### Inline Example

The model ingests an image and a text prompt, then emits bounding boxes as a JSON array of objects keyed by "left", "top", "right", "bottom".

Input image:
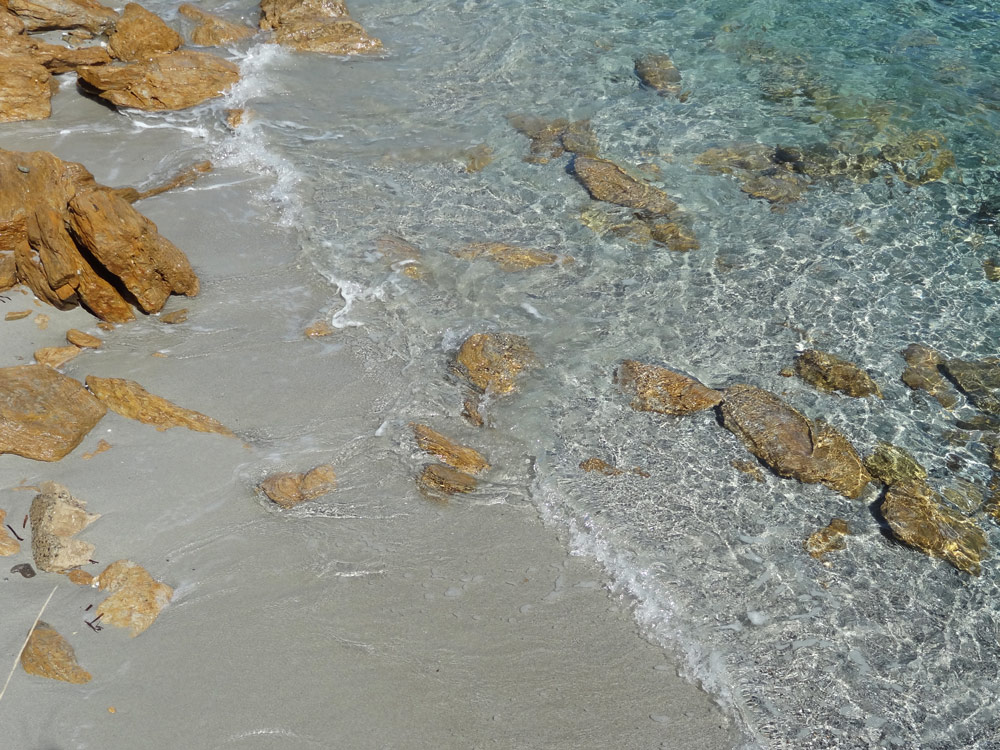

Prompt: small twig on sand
[{"left": 0, "top": 585, "right": 58, "bottom": 705}]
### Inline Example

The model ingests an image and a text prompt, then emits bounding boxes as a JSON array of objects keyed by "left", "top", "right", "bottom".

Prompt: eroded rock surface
[
  {"left": 261, "top": 0, "right": 381, "bottom": 55},
  {"left": 258, "top": 464, "right": 336, "bottom": 508},
  {"left": 21, "top": 621, "right": 91, "bottom": 683},
  {"left": 96, "top": 559, "right": 173, "bottom": 636},
  {"left": 864, "top": 441, "right": 927, "bottom": 486},
  {"left": 34, "top": 344, "right": 81, "bottom": 369},
  {"left": 804, "top": 518, "right": 850, "bottom": 559},
  {"left": 793, "top": 349, "right": 882, "bottom": 398},
  {"left": 411, "top": 424, "right": 489, "bottom": 474},
  {"left": 29, "top": 481, "right": 99, "bottom": 572},
  {"left": 616, "top": 360, "right": 722, "bottom": 416},
  {"left": 106, "top": 3, "right": 181, "bottom": 61},
  {"left": 179, "top": 3, "right": 254, "bottom": 46},
  {"left": 8, "top": 0, "right": 116, "bottom": 33},
  {"left": 0, "top": 52, "right": 54, "bottom": 122},
  {"left": 85, "top": 376, "right": 234, "bottom": 435},
  {"left": 453, "top": 333, "right": 535, "bottom": 395}
]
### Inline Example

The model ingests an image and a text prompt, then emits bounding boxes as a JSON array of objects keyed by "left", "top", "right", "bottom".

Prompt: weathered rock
[
  {"left": 615, "top": 360, "right": 722, "bottom": 416},
  {"left": 21, "top": 621, "right": 91, "bottom": 683},
  {"left": 178, "top": 3, "right": 254, "bottom": 46},
  {"left": 572, "top": 156, "right": 678, "bottom": 217},
  {"left": 84, "top": 376, "right": 234, "bottom": 436},
  {"left": 0, "top": 509, "right": 21, "bottom": 556},
  {"left": 942, "top": 358, "right": 1000, "bottom": 416},
  {"left": 694, "top": 144, "right": 776, "bottom": 176},
  {"left": 77, "top": 50, "right": 239, "bottom": 110},
  {"left": 113, "top": 160, "right": 212, "bottom": 204},
  {"left": 66, "top": 328, "right": 102, "bottom": 348},
  {"left": 462, "top": 395, "right": 484, "bottom": 427},
  {"left": 507, "top": 115, "right": 599, "bottom": 163},
  {"left": 453, "top": 242, "right": 563, "bottom": 271},
  {"left": 304, "top": 319, "right": 333, "bottom": 337},
  {"left": 106, "top": 2, "right": 180, "bottom": 61},
  {"left": 901, "top": 343, "right": 957, "bottom": 408},
  {"left": 864, "top": 441, "right": 927, "bottom": 486},
  {"left": 648, "top": 218, "right": 700, "bottom": 251},
  {"left": 11, "top": 562, "right": 35, "bottom": 577},
  {"left": 0, "top": 250, "right": 16, "bottom": 290},
  {"left": 453, "top": 333, "right": 535, "bottom": 395},
  {"left": 580, "top": 457, "right": 624, "bottom": 476},
  {"left": 34, "top": 344, "right": 81, "bottom": 369},
  {"left": 8, "top": 0, "right": 116, "bottom": 33},
  {"left": 3, "top": 35, "right": 112, "bottom": 74},
  {"left": 259, "top": 0, "right": 347, "bottom": 30},
  {"left": 941, "top": 478, "right": 985, "bottom": 513},
  {"left": 719, "top": 384, "right": 871, "bottom": 499},
  {"left": 0, "top": 52, "right": 54, "bottom": 122},
  {"left": 984, "top": 258, "right": 1000, "bottom": 282},
  {"left": 64, "top": 568, "right": 94, "bottom": 585},
  {"left": 29, "top": 481, "right": 99, "bottom": 572},
  {"left": 635, "top": 53, "right": 681, "bottom": 96},
  {"left": 411, "top": 424, "right": 489, "bottom": 474},
  {"left": 793, "top": 349, "right": 882, "bottom": 398},
  {"left": 739, "top": 170, "right": 811, "bottom": 204},
  {"left": 272, "top": 16, "right": 381, "bottom": 54},
  {"left": 416, "top": 463, "right": 476, "bottom": 500},
  {"left": 804, "top": 518, "right": 850, "bottom": 559},
  {"left": 732, "top": 459, "right": 765, "bottom": 482},
  {"left": 0, "top": 365, "right": 105, "bottom": 461},
  {"left": 880, "top": 129, "right": 955, "bottom": 186},
  {"left": 1, "top": 6, "right": 27, "bottom": 33},
  {"left": 258, "top": 464, "right": 336, "bottom": 508},
  {"left": 4, "top": 310, "right": 32, "bottom": 321},
  {"left": 96, "top": 559, "right": 173, "bottom": 636},
  {"left": 881, "top": 479, "right": 987, "bottom": 575},
  {"left": 159, "top": 308, "right": 188, "bottom": 324}
]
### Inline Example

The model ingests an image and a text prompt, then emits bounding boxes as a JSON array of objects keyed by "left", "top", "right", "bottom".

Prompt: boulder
[
  {"left": 0, "top": 509, "right": 21, "bottom": 556},
  {"left": 452, "top": 242, "right": 563, "bottom": 271},
  {"left": 615, "top": 360, "right": 722, "bottom": 416},
  {"left": 21, "top": 621, "right": 91, "bottom": 683},
  {"left": 84, "top": 376, "right": 234, "bottom": 436},
  {"left": 942, "top": 357, "right": 1000, "bottom": 416},
  {"left": 793, "top": 349, "right": 882, "bottom": 398},
  {"left": 453, "top": 332, "right": 535, "bottom": 395},
  {"left": 416, "top": 463, "right": 476, "bottom": 501},
  {"left": 881, "top": 479, "right": 987, "bottom": 575},
  {"left": 258, "top": 464, "right": 336, "bottom": 508},
  {"left": 507, "top": 115, "right": 599, "bottom": 163},
  {"left": 0, "top": 365, "right": 106, "bottom": 461},
  {"left": 7, "top": 0, "right": 116, "bottom": 33},
  {"left": 106, "top": 3, "right": 181, "bottom": 62},
  {"left": 29, "top": 481, "right": 99, "bottom": 572},
  {"left": 719, "top": 384, "right": 871, "bottom": 498},
  {"left": 901, "top": 343, "right": 957, "bottom": 408},
  {"left": 178, "top": 3, "right": 254, "bottom": 46},
  {"left": 272, "top": 16, "right": 381, "bottom": 54},
  {"left": 96, "top": 559, "right": 173, "bottom": 636},
  {"left": 571, "top": 156, "right": 677, "bottom": 216},
  {"left": 259, "top": 0, "right": 347, "bottom": 29},
  {"left": 635, "top": 53, "right": 681, "bottom": 96},
  {"left": 411, "top": 423, "right": 489, "bottom": 474},
  {"left": 804, "top": 518, "right": 850, "bottom": 559},
  {"left": 0, "top": 52, "right": 54, "bottom": 122},
  {"left": 77, "top": 50, "right": 239, "bottom": 110},
  {"left": 863, "top": 441, "right": 927, "bottom": 486}
]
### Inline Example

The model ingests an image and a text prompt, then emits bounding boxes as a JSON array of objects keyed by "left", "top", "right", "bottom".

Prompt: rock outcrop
[
  {"left": 804, "top": 518, "right": 850, "bottom": 559},
  {"left": 106, "top": 3, "right": 181, "bottom": 61},
  {"left": 258, "top": 464, "right": 337, "bottom": 508},
  {"left": 792, "top": 349, "right": 882, "bottom": 398},
  {"left": 96, "top": 559, "right": 173, "bottom": 636},
  {"left": 21, "top": 621, "right": 91, "bottom": 683},
  {"left": 261, "top": 0, "right": 381, "bottom": 55},
  {"left": 178, "top": 3, "right": 254, "bottom": 46},
  {"left": 29, "top": 482, "right": 99, "bottom": 572},
  {"left": 453, "top": 333, "right": 535, "bottom": 396},
  {"left": 0, "top": 52, "right": 55, "bottom": 122},
  {"left": 572, "top": 156, "right": 678, "bottom": 217},
  {"left": 85, "top": 376, "right": 234, "bottom": 436},
  {"left": 8, "top": 0, "right": 117, "bottom": 34},
  {"left": 635, "top": 53, "right": 681, "bottom": 96},
  {"left": 615, "top": 360, "right": 722, "bottom": 416},
  {"left": 411, "top": 424, "right": 489, "bottom": 474}
]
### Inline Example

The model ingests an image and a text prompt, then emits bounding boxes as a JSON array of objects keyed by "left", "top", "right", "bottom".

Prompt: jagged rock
[
  {"left": 34, "top": 344, "right": 81, "bottom": 369},
  {"left": 942, "top": 358, "right": 1000, "bottom": 416},
  {"left": 77, "top": 50, "right": 239, "bottom": 110},
  {"left": 259, "top": 0, "right": 347, "bottom": 30},
  {"left": 615, "top": 360, "right": 722, "bottom": 416},
  {"left": 793, "top": 349, "right": 882, "bottom": 398},
  {"left": 0, "top": 365, "right": 105, "bottom": 460},
  {"left": 258, "top": 464, "right": 336, "bottom": 508},
  {"left": 84, "top": 376, "right": 234, "bottom": 436},
  {"left": 178, "top": 3, "right": 254, "bottom": 46},
  {"left": 901, "top": 343, "right": 957, "bottom": 408},
  {"left": 416, "top": 463, "right": 476, "bottom": 500},
  {"left": 635, "top": 53, "right": 681, "bottom": 96},
  {"left": 0, "top": 52, "right": 54, "bottom": 122},
  {"left": 96, "top": 559, "right": 173, "bottom": 636},
  {"left": 864, "top": 441, "right": 927, "bottom": 486},
  {"left": 881, "top": 479, "right": 987, "bottom": 575},
  {"left": 453, "top": 333, "right": 535, "bottom": 395},
  {"left": 66, "top": 328, "right": 102, "bottom": 348},
  {"left": 411, "top": 424, "right": 489, "bottom": 474},
  {"left": 804, "top": 518, "right": 850, "bottom": 559},
  {"left": 719, "top": 384, "right": 871, "bottom": 498},
  {"left": 572, "top": 156, "right": 678, "bottom": 217},
  {"left": 106, "top": 2, "right": 180, "bottom": 61},
  {"left": 452, "top": 242, "right": 563, "bottom": 271},
  {"left": 1, "top": 5, "right": 27, "bottom": 33},
  {"left": 29, "top": 481, "right": 99, "bottom": 572},
  {"left": 507, "top": 115, "right": 599, "bottom": 163},
  {"left": 272, "top": 16, "right": 381, "bottom": 54},
  {"left": 3, "top": 35, "right": 111, "bottom": 74},
  {"left": 21, "top": 621, "right": 91, "bottom": 683},
  {"left": 732, "top": 459, "right": 764, "bottom": 482},
  {"left": 8, "top": 0, "right": 116, "bottom": 33},
  {"left": 0, "top": 509, "right": 21, "bottom": 556}
]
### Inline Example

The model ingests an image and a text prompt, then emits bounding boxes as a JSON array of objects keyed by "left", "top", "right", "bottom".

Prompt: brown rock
[
  {"left": 224, "top": 107, "right": 245, "bottom": 128},
  {"left": 863, "top": 441, "right": 927, "bottom": 486},
  {"left": 571, "top": 156, "right": 678, "bottom": 217},
  {"left": 901, "top": 343, "right": 958, "bottom": 407},
  {"left": 21, "top": 621, "right": 91, "bottom": 683},
  {"left": 66, "top": 328, "right": 102, "bottom": 348},
  {"left": 29, "top": 481, "right": 99, "bottom": 572},
  {"left": 1, "top": 6, "right": 27, "bottom": 33},
  {"left": 259, "top": 464, "right": 336, "bottom": 508},
  {"left": 77, "top": 50, "right": 239, "bottom": 110},
  {"left": 8, "top": 0, "right": 116, "bottom": 33},
  {"left": 85, "top": 375, "right": 234, "bottom": 436},
  {"left": 719, "top": 384, "right": 871, "bottom": 499},
  {"left": 417, "top": 463, "right": 476, "bottom": 500},
  {"left": 159, "top": 308, "right": 188, "bottom": 324},
  {"left": 375, "top": 234, "right": 423, "bottom": 278},
  {"left": 106, "top": 3, "right": 181, "bottom": 62},
  {"left": 3, "top": 35, "right": 111, "bottom": 74},
  {"left": 0, "top": 509, "right": 21, "bottom": 556},
  {"left": 304, "top": 319, "right": 334, "bottom": 337},
  {"left": 453, "top": 242, "right": 562, "bottom": 271},
  {"left": 732, "top": 459, "right": 764, "bottom": 482},
  {"left": 463, "top": 144, "right": 493, "bottom": 173},
  {"left": 508, "top": 115, "right": 599, "bottom": 163},
  {"left": 5, "top": 310, "right": 32, "bottom": 321},
  {"left": 793, "top": 349, "right": 882, "bottom": 398},
  {"left": 942, "top": 357, "right": 1000, "bottom": 416},
  {"left": 635, "top": 53, "right": 681, "bottom": 96},
  {"left": 178, "top": 3, "right": 254, "bottom": 46},
  {"left": 0, "top": 52, "right": 54, "bottom": 122},
  {"left": 453, "top": 332, "right": 535, "bottom": 395},
  {"left": 0, "top": 365, "right": 105, "bottom": 461},
  {"left": 0, "top": 251, "right": 16, "bottom": 290},
  {"left": 114, "top": 160, "right": 212, "bottom": 204},
  {"left": 34, "top": 344, "right": 81, "bottom": 369},
  {"left": 300, "top": 464, "right": 337, "bottom": 497},
  {"left": 64, "top": 568, "right": 94, "bottom": 585},
  {"left": 96, "top": 559, "right": 173, "bottom": 636},
  {"left": 615, "top": 360, "right": 722, "bottom": 416},
  {"left": 579, "top": 457, "right": 624, "bottom": 476},
  {"left": 804, "top": 518, "right": 850, "bottom": 559},
  {"left": 272, "top": 16, "right": 382, "bottom": 55},
  {"left": 648, "top": 218, "right": 699, "bottom": 251},
  {"left": 411, "top": 423, "right": 489, "bottom": 474},
  {"left": 881, "top": 479, "right": 987, "bottom": 575},
  {"left": 462, "top": 395, "right": 484, "bottom": 427}
]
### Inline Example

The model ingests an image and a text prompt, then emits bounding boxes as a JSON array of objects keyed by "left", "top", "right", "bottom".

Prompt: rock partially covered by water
[
  {"left": 260, "top": 0, "right": 381, "bottom": 55},
  {"left": 507, "top": 115, "right": 599, "bottom": 163},
  {"left": 615, "top": 360, "right": 722, "bottom": 416},
  {"left": 416, "top": 463, "right": 477, "bottom": 501},
  {"left": 635, "top": 53, "right": 681, "bottom": 96},
  {"left": 411, "top": 424, "right": 489, "bottom": 475},
  {"left": 452, "top": 242, "right": 563, "bottom": 271},
  {"left": 77, "top": 50, "right": 239, "bottom": 110},
  {"left": 793, "top": 349, "right": 882, "bottom": 398},
  {"left": 179, "top": 3, "right": 254, "bottom": 46},
  {"left": 21, "top": 621, "right": 91, "bottom": 684},
  {"left": 942, "top": 358, "right": 1000, "bottom": 416},
  {"left": 804, "top": 518, "right": 850, "bottom": 559},
  {"left": 881, "top": 479, "right": 987, "bottom": 575},
  {"left": 258, "top": 464, "right": 337, "bottom": 508},
  {"left": 85, "top": 376, "right": 234, "bottom": 436},
  {"left": 864, "top": 441, "right": 927, "bottom": 486},
  {"left": 96, "top": 559, "right": 173, "bottom": 636},
  {"left": 0, "top": 509, "right": 21, "bottom": 556},
  {"left": 9, "top": 36, "right": 112, "bottom": 74},
  {"left": 0, "top": 52, "right": 54, "bottom": 122},
  {"left": 572, "top": 156, "right": 678, "bottom": 217},
  {"left": 719, "top": 384, "right": 871, "bottom": 499},
  {"left": 8, "top": 0, "right": 117, "bottom": 33},
  {"left": 900, "top": 343, "right": 957, "bottom": 408},
  {"left": 0, "top": 365, "right": 106, "bottom": 461},
  {"left": 106, "top": 3, "right": 181, "bottom": 62},
  {"left": 453, "top": 333, "right": 535, "bottom": 395},
  {"left": 259, "top": 0, "right": 346, "bottom": 29},
  {"left": 695, "top": 144, "right": 811, "bottom": 205},
  {"left": 29, "top": 482, "right": 100, "bottom": 572}
]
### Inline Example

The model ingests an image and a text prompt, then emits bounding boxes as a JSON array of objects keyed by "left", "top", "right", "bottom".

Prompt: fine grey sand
[{"left": 0, "top": 98, "right": 742, "bottom": 748}]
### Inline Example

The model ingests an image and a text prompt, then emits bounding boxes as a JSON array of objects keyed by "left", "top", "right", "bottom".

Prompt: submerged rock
[
  {"left": 258, "top": 464, "right": 337, "bottom": 508},
  {"left": 375, "top": 234, "right": 424, "bottom": 279},
  {"left": 0, "top": 509, "right": 21, "bottom": 556},
  {"left": 259, "top": 0, "right": 347, "bottom": 30},
  {"left": 96, "top": 559, "right": 173, "bottom": 636},
  {"left": 572, "top": 156, "right": 678, "bottom": 217},
  {"left": 804, "top": 518, "right": 850, "bottom": 559},
  {"left": 85, "top": 376, "right": 234, "bottom": 436},
  {"left": 507, "top": 115, "right": 599, "bottom": 163},
  {"left": 106, "top": 2, "right": 181, "bottom": 62},
  {"left": 881, "top": 479, "right": 987, "bottom": 575},
  {"left": 864, "top": 441, "right": 927, "bottom": 486},
  {"left": 8, "top": 0, "right": 117, "bottom": 33},
  {"left": 648, "top": 218, "right": 700, "bottom": 252},
  {"left": 417, "top": 463, "right": 476, "bottom": 501},
  {"left": 21, "top": 621, "right": 91, "bottom": 684},
  {"left": 452, "top": 242, "right": 563, "bottom": 271},
  {"left": 793, "top": 349, "right": 882, "bottom": 398},
  {"left": 635, "top": 53, "right": 681, "bottom": 96},
  {"left": 719, "top": 384, "right": 871, "bottom": 499},
  {"left": 942, "top": 357, "right": 1000, "bottom": 416},
  {"left": 731, "top": 459, "right": 765, "bottom": 482},
  {"left": 29, "top": 481, "right": 99, "bottom": 572},
  {"left": 901, "top": 343, "right": 957, "bottom": 408},
  {"left": 112, "top": 160, "right": 213, "bottom": 204},
  {"left": 615, "top": 360, "right": 722, "bottom": 416},
  {"left": 178, "top": 3, "right": 254, "bottom": 46},
  {"left": 579, "top": 457, "right": 624, "bottom": 476},
  {"left": 411, "top": 424, "right": 489, "bottom": 475},
  {"left": 453, "top": 333, "right": 536, "bottom": 395},
  {"left": 0, "top": 365, "right": 106, "bottom": 461}
]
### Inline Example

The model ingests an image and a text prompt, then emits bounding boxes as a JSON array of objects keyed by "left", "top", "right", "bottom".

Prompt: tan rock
[
  {"left": 0, "top": 365, "right": 106, "bottom": 461},
  {"left": 114, "top": 160, "right": 212, "bottom": 204},
  {"left": 6, "top": 311, "right": 33, "bottom": 321},
  {"left": 571, "top": 156, "right": 677, "bottom": 217},
  {"left": 225, "top": 107, "right": 245, "bottom": 128},
  {"left": 635, "top": 53, "right": 681, "bottom": 96},
  {"left": 411, "top": 423, "right": 489, "bottom": 474},
  {"left": 453, "top": 332, "right": 535, "bottom": 395},
  {"left": 417, "top": 463, "right": 476, "bottom": 500},
  {"left": 615, "top": 360, "right": 722, "bottom": 415},
  {"left": 1, "top": 6, "right": 27, "bottom": 33},
  {"left": 260, "top": 0, "right": 347, "bottom": 29},
  {"left": 8, "top": 0, "right": 116, "bottom": 33},
  {"left": 300, "top": 464, "right": 337, "bottom": 497},
  {"left": 942, "top": 357, "right": 1000, "bottom": 416},
  {"left": 3, "top": 35, "right": 111, "bottom": 74},
  {"left": 463, "top": 144, "right": 493, "bottom": 173},
  {"left": 29, "top": 481, "right": 99, "bottom": 572},
  {"left": 804, "top": 518, "right": 850, "bottom": 559},
  {"left": 179, "top": 3, "right": 254, "bottom": 46},
  {"left": 0, "top": 509, "right": 21, "bottom": 556},
  {"left": 96, "top": 559, "right": 173, "bottom": 636},
  {"left": 159, "top": 308, "right": 188, "bottom": 324},
  {"left": 34, "top": 345, "right": 81, "bottom": 369},
  {"left": 0, "top": 251, "right": 16, "bottom": 290},
  {"left": 81, "top": 438, "right": 111, "bottom": 459},
  {"left": 21, "top": 621, "right": 91, "bottom": 684},
  {"left": 793, "top": 349, "right": 882, "bottom": 398},
  {"left": 901, "top": 343, "right": 956, "bottom": 407},
  {"left": 508, "top": 115, "right": 599, "bottom": 163},
  {"left": 64, "top": 568, "right": 94, "bottom": 585},
  {"left": 106, "top": 3, "right": 181, "bottom": 61},
  {"left": 648, "top": 218, "right": 699, "bottom": 251},
  {"left": 305, "top": 319, "right": 333, "bottom": 337},
  {"left": 259, "top": 464, "right": 336, "bottom": 508},
  {"left": 85, "top": 375, "right": 234, "bottom": 436},
  {"left": 863, "top": 441, "right": 927, "bottom": 486},
  {"left": 66, "top": 328, "right": 102, "bottom": 348},
  {"left": 0, "top": 52, "right": 54, "bottom": 123},
  {"left": 77, "top": 50, "right": 239, "bottom": 111},
  {"left": 579, "top": 457, "right": 624, "bottom": 476},
  {"left": 462, "top": 395, "right": 484, "bottom": 427},
  {"left": 272, "top": 16, "right": 381, "bottom": 54},
  {"left": 453, "top": 242, "right": 562, "bottom": 271},
  {"left": 376, "top": 234, "right": 423, "bottom": 278}
]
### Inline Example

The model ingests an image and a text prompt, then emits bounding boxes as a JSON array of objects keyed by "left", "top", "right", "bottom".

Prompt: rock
[
  {"left": 0, "top": 509, "right": 21, "bottom": 556},
  {"left": 81, "top": 438, "right": 111, "bottom": 459},
  {"left": 0, "top": 365, "right": 106, "bottom": 461},
  {"left": 1, "top": 6, "right": 27, "bottom": 33},
  {"left": 416, "top": 463, "right": 476, "bottom": 500},
  {"left": 941, "top": 478, "right": 985, "bottom": 514},
  {"left": 635, "top": 53, "right": 681, "bottom": 96},
  {"left": 159, "top": 308, "right": 188, "bottom": 324},
  {"left": 0, "top": 251, "right": 16, "bottom": 290},
  {"left": 304, "top": 320, "right": 333, "bottom": 337},
  {"left": 461, "top": 395, "right": 484, "bottom": 427},
  {"left": 880, "top": 129, "right": 955, "bottom": 186},
  {"left": 507, "top": 115, "right": 599, "bottom": 163},
  {"left": 881, "top": 479, "right": 987, "bottom": 575},
  {"left": 804, "top": 518, "right": 850, "bottom": 559},
  {"left": 579, "top": 457, "right": 624, "bottom": 476},
  {"left": 453, "top": 333, "right": 535, "bottom": 395},
  {"left": 615, "top": 360, "right": 722, "bottom": 416},
  {"left": 942, "top": 358, "right": 1000, "bottom": 416},
  {"left": 105, "top": 2, "right": 181, "bottom": 61},
  {"left": 739, "top": 170, "right": 811, "bottom": 204},
  {"left": 66, "top": 328, "right": 102, "bottom": 348},
  {"left": 4, "top": 310, "right": 32, "bottom": 321},
  {"left": 96, "top": 559, "right": 173, "bottom": 636},
  {"left": 84, "top": 376, "right": 234, "bottom": 436},
  {"left": 259, "top": 0, "right": 347, "bottom": 30},
  {"left": 0, "top": 52, "right": 54, "bottom": 122},
  {"left": 411, "top": 424, "right": 489, "bottom": 474},
  {"left": 77, "top": 50, "right": 239, "bottom": 110},
  {"left": 376, "top": 234, "right": 423, "bottom": 279},
  {"left": 178, "top": 3, "right": 254, "bottom": 46},
  {"left": 113, "top": 160, "right": 212, "bottom": 204},
  {"left": 34, "top": 344, "right": 81, "bottom": 369},
  {"left": 463, "top": 144, "right": 493, "bottom": 173},
  {"left": 864, "top": 441, "right": 927, "bottom": 486},
  {"left": 21, "top": 621, "right": 91, "bottom": 683},
  {"left": 648, "top": 218, "right": 700, "bottom": 251},
  {"left": 64, "top": 568, "right": 94, "bottom": 585},
  {"left": 901, "top": 343, "right": 957, "bottom": 408},
  {"left": 793, "top": 349, "right": 882, "bottom": 398},
  {"left": 8, "top": 0, "right": 116, "bottom": 33},
  {"left": 258, "top": 464, "right": 336, "bottom": 508},
  {"left": 452, "top": 242, "right": 563, "bottom": 271},
  {"left": 732, "top": 459, "right": 765, "bottom": 482},
  {"left": 694, "top": 144, "right": 776, "bottom": 176},
  {"left": 29, "top": 481, "right": 99, "bottom": 572},
  {"left": 984, "top": 258, "right": 1000, "bottom": 282},
  {"left": 4, "top": 35, "right": 111, "bottom": 74},
  {"left": 719, "top": 384, "right": 871, "bottom": 499},
  {"left": 272, "top": 16, "right": 382, "bottom": 54},
  {"left": 11, "top": 562, "right": 35, "bottom": 577},
  {"left": 571, "top": 156, "right": 678, "bottom": 217}
]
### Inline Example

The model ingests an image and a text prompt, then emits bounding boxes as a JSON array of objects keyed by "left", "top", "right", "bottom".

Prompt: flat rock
[
  {"left": 0, "top": 52, "right": 54, "bottom": 122},
  {"left": 0, "top": 509, "right": 21, "bottom": 556},
  {"left": 411, "top": 424, "right": 489, "bottom": 474},
  {"left": 615, "top": 360, "right": 722, "bottom": 415},
  {"left": 719, "top": 384, "right": 871, "bottom": 499},
  {"left": 804, "top": 518, "right": 850, "bottom": 559},
  {"left": 106, "top": 3, "right": 181, "bottom": 62},
  {"left": 453, "top": 332, "right": 535, "bottom": 395},
  {"left": 942, "top": 358, "right": 1000, "bottom": 416},
  {"left": 453, "top": 242, "right": 563, "bottom": 271},
  {"left": 21, "top": 621, "right": 91, "bottom": 683},
  {"left": 85, "top": 375, "right": 234, "bottom": 436},
  {"left": 8, "top": 0, "right": 116, "bottom": 33},
  {"left": 572, "top": 156, "right": 678, "bottom": 217},
  {"left": 417, "top": 463, "right": 476, "bottom": 501},
  {"left": 793, "top": 349, "right": 882, "bottom": 398},
  {"left": 29, "top": 481, "right": 99, "bottom": 572},
  {"left": 259, "top": 464, "right": 336, "bottom": 508},
  {"left": 635, "top": 53, "right": 681, "bottom": 95},
  {"left": 507, "top": 115, "right": 599, "bottom": 163},
  {"left": 178, "top": 3, "right": 254, "bottom": 46},
  {"left": 901, "top": 343, "right": 957, "bottom": 407},
  {"left": 34, "top": 344, "right": 81, "bottom": 369},
  {"left": 259, "top": 0, "right": 347, "bottom": 30},
  {"left": 4, "top": 35, "right": 111, "bottom": 74},
  {"left": 66, "top": 328, "right": 102, "bottom": 348},
  {"left": 864, "top": 441, "right": 927, "bottom": 486},
  {"left": 881, "top": 479, "right": 987, "bottom": 575},
  {"left": 96, "top": 559, "right": 173, "bottom": 636},
  {"left": 0, "top": 365, "right": 106, "bottom": 461}
]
